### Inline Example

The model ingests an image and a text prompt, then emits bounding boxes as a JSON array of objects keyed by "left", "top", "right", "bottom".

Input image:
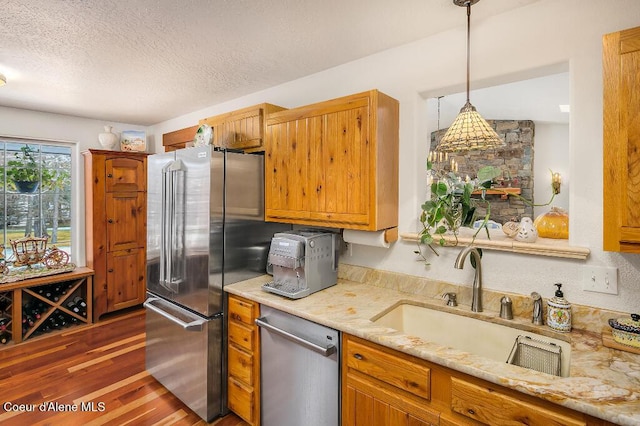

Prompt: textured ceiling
[{"left": 0, "top": 0, "right": 539, "bottom": 126}]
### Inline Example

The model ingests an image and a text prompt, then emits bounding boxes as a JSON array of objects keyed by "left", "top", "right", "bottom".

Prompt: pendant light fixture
[{"left": 436, "top": 0, "right": 504, "bottom": 153}]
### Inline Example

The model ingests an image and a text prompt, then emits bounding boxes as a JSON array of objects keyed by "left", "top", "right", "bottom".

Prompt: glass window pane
[{"left": 0, "top": 140, "right": 73, "bottom": 262}]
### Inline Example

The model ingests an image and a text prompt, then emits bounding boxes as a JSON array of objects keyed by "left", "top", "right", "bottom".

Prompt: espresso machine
[{"left": 262, "top": 230, "right": 338, "bottom": 299}]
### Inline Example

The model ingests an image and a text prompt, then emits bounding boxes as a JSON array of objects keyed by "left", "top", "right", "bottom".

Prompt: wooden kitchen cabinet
[
  {"left": 83, "top": 149, "right": 148, "bottom": 322},
  {"left": 265, "top": 90, "right": 399, "bottom": 231},
  {"left": 343, "top": 334, "right": 605, "bottom": 426},
  {"left": 162, "top": 125, "right": 198, "bottom": 152},
  {"left": 343, "top": 334, "right": 439, "bottom": 425},
  {"left": 200, "top": 103, "right": 286, "bottom": 153},
  {"left": 227, "top": 294, "right": 260, "bottom": 425},
  {"left": 603, "top": 25, "right": 640, "bottom": 252}
]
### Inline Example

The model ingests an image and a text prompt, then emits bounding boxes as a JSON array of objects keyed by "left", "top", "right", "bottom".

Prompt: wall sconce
[{"left": 552, "top": 172, "right": 562, "bottom": 194}]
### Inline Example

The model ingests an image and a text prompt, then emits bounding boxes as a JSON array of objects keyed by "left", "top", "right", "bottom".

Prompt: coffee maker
[{"left": 262, "top": 230, "right": 338, "bottom": 299}]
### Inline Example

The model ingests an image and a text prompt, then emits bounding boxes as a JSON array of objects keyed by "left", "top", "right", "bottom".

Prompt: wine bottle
[
  {"left": 57, "top": 313, "right": 67, "bottom": 327},
  {"left": 0, "top": 317, "right": 8, "bottom": 331},
  {"left": 72, "top": 296, "right": 87, "bottom": 308},
  {"left": 72, "top": 296, "right": 87, "bottom": 316},
  {"left": 0, "top": 331, "right": 10, "bottom": 344}
]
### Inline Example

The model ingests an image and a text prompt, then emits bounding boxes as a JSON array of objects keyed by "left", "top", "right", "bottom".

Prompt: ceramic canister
[{"left": 547, "top": 283, "right": 572, "bottom": 332}]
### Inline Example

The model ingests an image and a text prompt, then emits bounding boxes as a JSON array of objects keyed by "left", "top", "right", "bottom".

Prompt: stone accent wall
[{"left": 430, "top": 120, "right": 534, "bottom": 224}]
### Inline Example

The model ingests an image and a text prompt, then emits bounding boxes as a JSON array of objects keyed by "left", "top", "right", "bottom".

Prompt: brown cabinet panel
[
  {"left": 604, "top": 25, "right": 640, "bottom": 251},
  {"left": 106, "top": 248, "right": 145, "bottom": 312},
  {"left": 228, "top": 344, "right": 254, "bottom": 386},
  {"left": 343, "top": 334, "right": 600, "bottom": 426},
  {"left": 84, "top": 149, "right": 148, "bottom": 321},
  {"left": 265, "top": 90, "right": 398, "bottom": 231},
  {"left": 200, "top": 103, "right": 286, "bottom": 152},
  {"left": 345, "top": 338, "right": 430, "bottom": 400},
  {"left": 227, "top": 294, "right": 260, "bottom": 425},
  {"left": 105, "top": 157, "right": 146, "bottom": 192},
  {"left": 106, "top": 192, "right": 145, "bottom": 252},
  {"left": 162, "top": 125, "right": 198, "bottom": 152},
  {"left": 450, "top": 377, "right": 586, "bottom": 426},
  {"left": 228, "top": 295, "right": 256, "bottom": 326},
  {"left": 228, "top": 376, "right": 255, "bottom": 424}
]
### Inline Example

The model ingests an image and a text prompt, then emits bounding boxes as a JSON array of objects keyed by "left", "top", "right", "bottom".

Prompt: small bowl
[{"left": 609, "top": 314, "right": 640, "bottom": 348}]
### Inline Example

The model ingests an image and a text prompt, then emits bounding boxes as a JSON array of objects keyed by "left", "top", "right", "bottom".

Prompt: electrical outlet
[{"left": 582, "top": 266, "right": 618, "bottom": 294}]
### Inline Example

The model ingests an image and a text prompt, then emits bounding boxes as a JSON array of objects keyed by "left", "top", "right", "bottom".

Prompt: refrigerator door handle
[
  {"left": 255, "top": 317, "right": 336, "bottom": 357},
  {"left": 144, "top": 297, "right": 206, "bottom": 331},
  {"left": 160, "top": 159, "right": 185, "bottom": 292},
  {"left": 160, "top": 161, "right": 174, "bottom": 290}
]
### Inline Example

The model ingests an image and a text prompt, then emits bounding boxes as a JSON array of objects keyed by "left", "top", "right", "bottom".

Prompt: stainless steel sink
[{"left": 372, "top": 302, "right": 571, "bottom": 377}]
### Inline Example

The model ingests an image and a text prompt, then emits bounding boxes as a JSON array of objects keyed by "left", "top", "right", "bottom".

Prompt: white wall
[
  {"left": 3, "top": 0, "right": 640, "bottom": 314},
  {"left": 0, "top": 106, "right": 146, "bottom": 266},
  {"left": 533, "top": 122, "right": 570, "bottom": 217}
]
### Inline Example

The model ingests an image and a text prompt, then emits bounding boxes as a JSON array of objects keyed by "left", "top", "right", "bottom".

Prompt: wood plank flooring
[{"left": 0, "top": 308, "right": 249, "bottom": 426}]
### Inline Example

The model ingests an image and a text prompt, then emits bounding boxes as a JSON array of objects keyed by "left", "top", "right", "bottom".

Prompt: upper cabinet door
[
  {"left": 200, "top": 103, "right": 286, "bottom": 153},
  {"left": 106, "top": 191, "right": 146, "bottom": 252},
  {"left": 603, "top": 26, "right": 640, "bottom": 252},
  {"left": 265, "top": 90, "right": 399, "bottom": 231},
  {"left": 105, "top": 156, "right": 146, "bottom": 192}
]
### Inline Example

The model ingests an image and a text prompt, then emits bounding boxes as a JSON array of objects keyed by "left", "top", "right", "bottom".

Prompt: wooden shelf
[
  {"left": 400, "top": 230, "right": 590, "bottom": 260},
  {"left": 471, "top": 188, "right": 521, "bottom": 200},
  {"left": 1, "top": 267, "right": 94, "bottom": 346}
]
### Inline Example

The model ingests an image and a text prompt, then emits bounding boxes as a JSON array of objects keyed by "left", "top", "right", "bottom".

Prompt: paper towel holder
[
  {"left": 383, "top": 227, "right": 398, "bottom": 244},
  {"left": 342, "top": 227, "right": 398, "bottom": 248}
]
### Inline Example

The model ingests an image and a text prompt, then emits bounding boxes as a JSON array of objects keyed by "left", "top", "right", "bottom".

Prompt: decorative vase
[
  {"left": 534, "top": 207, "right": 569, "bottom": 239},
  {"left": 514, "top": 217, "right": 538, "bottom": 243},
  {"left": 98, "top": 126, "right": 118, "bottom": 150}
]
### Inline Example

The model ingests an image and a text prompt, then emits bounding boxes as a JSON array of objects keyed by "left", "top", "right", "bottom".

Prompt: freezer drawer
[{"left": 144, "top": 295, "right": 223, "bottom": 421}]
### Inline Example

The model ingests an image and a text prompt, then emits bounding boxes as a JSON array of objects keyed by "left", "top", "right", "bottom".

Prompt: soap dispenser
[{"left": 547, "top": 283, "right": 572, "bottom": 332}]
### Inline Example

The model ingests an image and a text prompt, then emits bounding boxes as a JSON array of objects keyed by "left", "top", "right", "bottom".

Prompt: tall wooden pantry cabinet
[{"left": 83, "top": 149, "right": 148, "bottom": 321}]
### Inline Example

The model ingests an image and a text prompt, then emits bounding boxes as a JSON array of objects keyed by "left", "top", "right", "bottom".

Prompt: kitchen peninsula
[{"left": 226, "top": 264, "right": 640, "bottom": 426}]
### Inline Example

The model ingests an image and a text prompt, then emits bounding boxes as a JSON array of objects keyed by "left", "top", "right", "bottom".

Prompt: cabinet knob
[
  {"left": 468, "top": 409, "right": 476, "bottom": 415},
  {"left": 108, "top": 268, "right": 114, "bottom": 273},
  {"left": 107, "top": 173, "right": 113, "bottom": 178},
  {"left": 107, "top": 219, "right": 113, "bottom": 224},
  {"left": 353, "top": 353, "right": 364, "bottom": 360}
]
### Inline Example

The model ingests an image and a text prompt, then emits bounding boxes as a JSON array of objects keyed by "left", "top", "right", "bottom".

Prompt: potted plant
[
  {"left": 5, "top": 145, "right": 52, "bottom": 193},
  {"left": 416, "top": 164, "right": 501, "bottom": 262},
  {"left": 416, "top": 160, "right": 562, "bottom": 264}
]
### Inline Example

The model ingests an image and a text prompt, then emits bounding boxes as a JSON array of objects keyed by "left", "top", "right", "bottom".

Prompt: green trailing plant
[
  {"left": 416, "top": 165, "right": 499, "bottom": 263},
  {"left": 415, "top": 161, "right": 559, "bottom": 264}
]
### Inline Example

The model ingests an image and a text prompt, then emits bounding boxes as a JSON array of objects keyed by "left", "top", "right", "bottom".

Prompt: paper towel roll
[{"left": 343, "top": 229, "right": 395, "bottom": 248}]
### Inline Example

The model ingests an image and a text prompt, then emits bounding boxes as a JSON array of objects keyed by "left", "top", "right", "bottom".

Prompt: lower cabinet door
[
  {"left": 106, "top": 248, "right": 145, "bottom": 312},
  {"left": 228, "top": 376, "right": 255, "bottom": 424},
  {"left": 344, "top": 374, "right": 439, "bottom": 426}
]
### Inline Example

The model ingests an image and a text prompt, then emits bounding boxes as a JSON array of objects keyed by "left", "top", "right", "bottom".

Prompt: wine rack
[
  {"left": 0, "top": 267, "right": 93, "bottom": 346},
  {"left": 0, "top": 291, "right": 12, "bottom": 345}
]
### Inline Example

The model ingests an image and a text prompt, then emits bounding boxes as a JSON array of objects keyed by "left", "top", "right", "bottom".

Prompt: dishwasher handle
[
  {"left": 255, "top": 317, "right": 336, "bottom": 357},
  {"left": 144, "top": 297, "right": 205, "bottom": 331}
]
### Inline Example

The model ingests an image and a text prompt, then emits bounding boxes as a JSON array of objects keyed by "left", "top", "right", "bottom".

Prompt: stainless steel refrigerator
[{"left": 144, "top": 145, "right": 289, "bottom": 421}]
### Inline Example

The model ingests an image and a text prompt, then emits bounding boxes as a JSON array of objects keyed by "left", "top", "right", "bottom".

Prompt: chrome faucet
[{"left": 454, "top": 246, "right": 482, "bottom": 312}]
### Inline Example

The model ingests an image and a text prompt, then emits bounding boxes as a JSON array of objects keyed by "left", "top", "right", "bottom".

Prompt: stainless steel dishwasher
[{"left": 256, "top": 305, "right": 340, "bottom": 426}]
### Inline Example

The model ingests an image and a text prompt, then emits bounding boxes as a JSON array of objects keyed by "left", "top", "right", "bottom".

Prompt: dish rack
[{"left": 507, "top": 335, "right": 562, "bottom": 376}]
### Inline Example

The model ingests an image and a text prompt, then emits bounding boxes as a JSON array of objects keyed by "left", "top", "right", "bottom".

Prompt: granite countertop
[{"left": 225, "top": 267, "right": 640, "bottom": 426}]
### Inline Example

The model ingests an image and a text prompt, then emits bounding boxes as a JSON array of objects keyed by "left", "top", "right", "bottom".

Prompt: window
[{"left": 0, "top": 140, "right": 72, "bottom": 260}]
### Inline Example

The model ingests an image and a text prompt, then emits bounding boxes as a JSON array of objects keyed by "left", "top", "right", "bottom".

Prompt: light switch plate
[{"left": 582, "top": 266, "right": 618, "bottom": 294}]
